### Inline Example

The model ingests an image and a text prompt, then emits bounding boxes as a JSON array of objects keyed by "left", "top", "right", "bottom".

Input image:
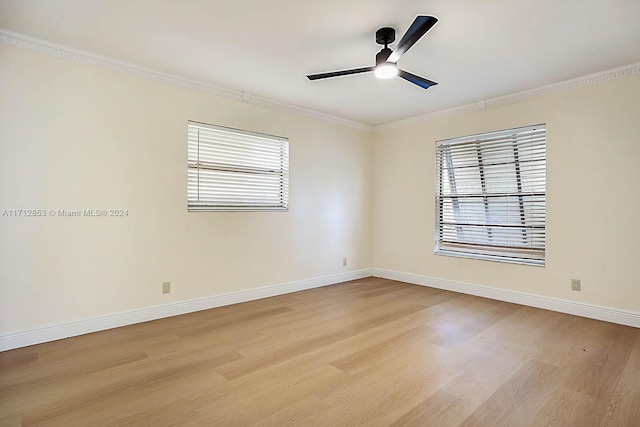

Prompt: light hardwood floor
[{"left": 1, "top": 277, "right": 639, "bottom": 426}]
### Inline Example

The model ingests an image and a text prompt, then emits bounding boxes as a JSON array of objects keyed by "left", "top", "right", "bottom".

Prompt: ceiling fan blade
[
  {"left": 398, "top": 70, "right": 438, "bottom": 89},
  {"left": 307, "top": 67, "right": 374, "bottom": 80},
  {"left": 388, "top": 16, "right": 438, "bottom": 63}
]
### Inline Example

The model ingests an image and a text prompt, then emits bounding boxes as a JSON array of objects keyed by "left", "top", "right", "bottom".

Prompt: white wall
[
  {"left": 0, "top": 44, "right": 372, "bottom": 335},
  {"left": 372, "top": 73, "right": 640, "bottom": 313}
]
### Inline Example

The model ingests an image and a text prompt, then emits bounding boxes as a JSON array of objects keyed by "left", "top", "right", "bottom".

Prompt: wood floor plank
[
  {"left": 233, "top": 286, "right": 455, "bottom": 357},
  {"left": 172, "top": 306, "right": 294, "bottom": 339},
  {"left": 329, "top": 325, "right": 435, "bottom": 374},
  {"left": 0, "top": 349, "right": 146, "bottom": 395},
  {"left": 0, "top": 277, "right": 638, "bottom": 426},
  {"left": 0, "top": 370, "right": 97, "bottom": 419},
  {"left": 195, "top": 364, "right": 347, "bottom": 425},
  {"left": 0, "top": 413, "right": 22, "bottom": 427},
  {"left": 602, "top": 333, "right": 640, "bottom": 426},
  {"left": 314, "top": 343, "right": 462, "bottom": 426},
  {"left": 0, "top": 352, "right": 38, "bottom": 371},
  {"left": 390, "top": 390, "right": 474, "bottom": 427},
  {"left": 23, "top": 358, "right": 227, "bottom": 426},
  {"left": 105, "top": 400, "right": 201, "bottom": 427},
  {"left": 530, "top": 386, "right": 607, "bottom": 426},
  {"left": 440, "top": 342, "right": 531, "bottom": 408},
  {"left": 215, "top": 302, "right": 428, "bottom": 380},
  {"left": 459, "top": 359, "right": 563, "bottom": 427},
  {"left": 250, "top": 394, "right": 332, "bottom": 427},
  {"left": 555, "top": 320, "right": 637, "bottom": 400}
]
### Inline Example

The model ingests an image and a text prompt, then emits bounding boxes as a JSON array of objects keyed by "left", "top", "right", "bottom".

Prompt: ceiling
[{"left": 1, "top": 0, "right": 640, "bottom": 126}]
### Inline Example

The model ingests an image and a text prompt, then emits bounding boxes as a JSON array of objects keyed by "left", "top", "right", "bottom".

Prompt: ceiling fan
[{"left": 307, "top": 16, "right": 439, "bottom": 89}]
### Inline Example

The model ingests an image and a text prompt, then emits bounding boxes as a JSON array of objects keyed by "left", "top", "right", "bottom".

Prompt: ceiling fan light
[{"left": 374, "top": 62, "right": 398, "bottom": 79}]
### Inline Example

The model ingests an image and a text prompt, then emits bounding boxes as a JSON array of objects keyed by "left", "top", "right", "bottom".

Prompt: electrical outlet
[
  {"left": 571, "top": 279, "right": 581, "bottom": 291},
  {"left": 343, "top": 258, "right": 347, "bottom": 266},
  {"left": 162, "top": 282, "right": 171, "bottom": 294}
]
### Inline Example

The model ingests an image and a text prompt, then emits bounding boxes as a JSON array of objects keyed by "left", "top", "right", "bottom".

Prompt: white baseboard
[
  {"left": 373, "top": 268, "right": 640, "bottom": 328},
  {"left": 5, "top": 267, "right": 636, "bottom": 352},
  {"left": 0, "top": 269, "right": 373, "bottom": 351}
]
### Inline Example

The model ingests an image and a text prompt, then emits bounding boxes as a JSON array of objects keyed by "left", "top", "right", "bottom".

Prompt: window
[
  {"left": 435, "top": 124, "right": 546, "bottom": 265},
  {"left": 188, "top": 121, "right": 289, "bottom": 211}
]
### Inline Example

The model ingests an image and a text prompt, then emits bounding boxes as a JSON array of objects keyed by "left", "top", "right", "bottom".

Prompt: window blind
[
  {"left": 435, "top": 124, "right": 546, "bottom": 265},
  {"left": 188, "top": 121, "right": 289, "bottom": 211}
]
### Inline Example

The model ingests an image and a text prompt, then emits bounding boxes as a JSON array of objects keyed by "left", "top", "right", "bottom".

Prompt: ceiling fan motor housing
[{"left": 375, "top": 27, "right": 396, "bottom": 46}]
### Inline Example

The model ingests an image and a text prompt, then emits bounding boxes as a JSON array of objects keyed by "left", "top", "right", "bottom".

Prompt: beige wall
[
  {"left": 372, "top": 73, "right": 640, "bottom": 313},
  {"left": 0, "top": 44, "right": 372, "bottom": 334}
]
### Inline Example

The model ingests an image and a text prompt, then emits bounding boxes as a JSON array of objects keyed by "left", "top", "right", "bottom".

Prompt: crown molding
[
  {"left": 0, "top": 28, "right": 372, "bottom": 132},
  {"left": 373, "top": 61, "right": 640, "bottom": 132},
  {"left": 2, "top": 28, "right": 638, "bottom": 134}
]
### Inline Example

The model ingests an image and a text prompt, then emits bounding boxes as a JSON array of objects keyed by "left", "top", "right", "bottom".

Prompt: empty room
[{"left": 1, "top": 0, "right": 639, "bottom": 425}]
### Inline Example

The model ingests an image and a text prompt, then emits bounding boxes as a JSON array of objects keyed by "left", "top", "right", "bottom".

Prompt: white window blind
[
  {"left": 188, "top": 121, "right": 289, "bottom": 211},
  {"left": 435, "top": 124, "right": 546, "bottom": 265}
]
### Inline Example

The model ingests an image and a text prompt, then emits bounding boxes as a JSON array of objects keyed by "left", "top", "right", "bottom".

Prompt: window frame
[
  {"left": 187, "top": 121, "right": 289, "bottom": 212},
  {"left": 434, "top": 124, "right": 546, "bottom": 266}
]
